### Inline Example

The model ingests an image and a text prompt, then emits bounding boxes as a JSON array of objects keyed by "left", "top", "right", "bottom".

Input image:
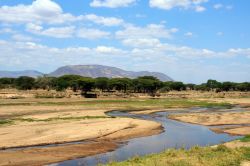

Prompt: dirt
[{"left": 0, "top": 141, "right": 117, "bottom": 166}]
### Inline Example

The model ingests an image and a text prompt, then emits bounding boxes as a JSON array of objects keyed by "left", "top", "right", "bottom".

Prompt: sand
[
  {"left": 0, "top": 117, "right": 161, "bottom": 149},
  {"left": 169, "top": 112, "right": 250, "bottom": 126}
]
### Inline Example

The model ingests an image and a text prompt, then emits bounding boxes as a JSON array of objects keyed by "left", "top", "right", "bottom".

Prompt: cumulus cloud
[
  {"left": 0, "top": 0, "right": 75, "bottom": 24},
  {"left": 116, "top": 24, "right": 178, "bottom": 40},
  {"left": 25, "top": 23, "right": 110, "bottom": 39},
  {"left": 149, "top": 0, "right": 208, "bottom": 12},
  {"left": 0, "top": 27, "right": 15, "bottom": 34},
  {"left": 0, "top": 0, "right": 125, "bottom": 28},
  {"left": 122, "top": 38, "right": 161, "bottom": 48},
  {"left": 213, "top": 3, "right": 223, "bottom": 10},
  {"left": 11, "top": 34, "right": 34, "bottom": 41},
  {"left": 26, "top": 23, "right": 75, "bottom": 38},
  {"left": 83, "top": 14, "right": 124, "bottom": 26},
  {"left": 76, "top": 28, "right": 110, "bottom": 40},
  {"left": 184, "top": 32, "right": 193, "bottom": 37},
  {"left": 95, "top": 46, "right": 126, "bottom": 54},
  {"left": 90, "top": 0, "right": 137, "bottom": 8}
]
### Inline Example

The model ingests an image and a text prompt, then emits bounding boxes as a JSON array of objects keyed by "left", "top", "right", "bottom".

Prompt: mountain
[
  {"left": 0, "top": 70, "right": 43, "bottom": 78},
  {"left": 49, "top": 65, "right": 173, "bottom": 81}
]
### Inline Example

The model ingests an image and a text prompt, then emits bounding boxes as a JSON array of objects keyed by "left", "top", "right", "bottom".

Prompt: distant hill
[
  {"left": 49, "top": 65, "right": 173, "bottom": 81},
  {"left": 0, "top": 70, "right": 43, "bottom": 78},
  {"left": 0, "top": 65, "right": 173, "bottom": 81}
]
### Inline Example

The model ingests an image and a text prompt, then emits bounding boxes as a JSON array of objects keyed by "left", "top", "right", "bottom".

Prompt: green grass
[
  {"left": 0, "top": 98, "right": 232, "bottom": 109},
  {"left": 239, "top": 135, "right": 250, "bottom": 142},
  {"left": 0, "top": 116, "right": 112, "bottom": 126},
  {"left": 15, "top": 116, "right": 112, "bottom": 122},
  {"left": 0, "top": 119, "right": 13, "bottom": 125},
  {"left": 106, "top": 145, "right": 250, "bottom": 166}
]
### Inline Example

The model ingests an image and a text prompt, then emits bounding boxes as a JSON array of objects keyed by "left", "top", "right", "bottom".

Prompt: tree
[
  {"left": 35, "top": 76, "right": 57, "bottom": 90},
  {"left": 108, "top": 78, "right": 132, "bottom": 92},
  {"left": 133, "top": 76, "right": 163, "bottom": 95},
  {"left": 15, "top": 76, "right": 35, "bottom": 90},
  {"left": 77, "top": 77, "right": 95, "bottom": 94},
  {"left": 194, "top": 83, "right": 209, "bottom": 91},
  {"left": 206, "top": 79, "right": 221, "bottom": 91},
  {"left": 95, "top": 77, "right": 109, "bottom": 92},
  {"left": 186, "top": 83, "right": 196, "bottom": 90},
  {"left": 55, "top": 75, "right": 82, "bottom": 91},
  {"left": 0, "top": 78, "right": 16, "bottom": 89},
  {"left": 236, "top": 82, "right": 250, "bottom": 91},
  {"left": 170, "top": 82, "right": 186, "bottom": 91},
  {"left": 221, "top": 82, "right": 235, "bottom": 91}
]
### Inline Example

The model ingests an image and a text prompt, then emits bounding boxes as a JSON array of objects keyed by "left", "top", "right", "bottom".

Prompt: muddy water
[{"left": 53, "top": 108, "right": 240, "bottom": 166}]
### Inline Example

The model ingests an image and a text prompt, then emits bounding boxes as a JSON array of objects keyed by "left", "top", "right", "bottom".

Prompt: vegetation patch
[
  {"left": 239, "top": 135, "right": 250, "bottom": 142},
  {"left": 39, "top": 99, "right": 232, "bottom": 108},
  {"left": 106, "top": 145, "right": 250, "bottom": 166},
  {"left": 0, "top": 119, "right": 13, "bottom": 126},
  {"left": 15, "top": 116, "right": 112, "bottom": 122}
]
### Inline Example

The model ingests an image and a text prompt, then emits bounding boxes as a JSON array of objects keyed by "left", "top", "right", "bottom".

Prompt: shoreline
[
  {"left": 0, "top": 97, "right": 249, "bottom": 165},
  {"left": 0, "top": 115, "right": 163, "bottom": 166}
]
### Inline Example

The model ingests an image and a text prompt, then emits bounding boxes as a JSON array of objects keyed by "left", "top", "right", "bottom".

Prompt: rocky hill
[{"left": 49, "top": 65, "right": 173, "bottom": 81}]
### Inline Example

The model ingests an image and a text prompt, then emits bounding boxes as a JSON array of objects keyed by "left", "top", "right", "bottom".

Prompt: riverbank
[
  {"left": 0, "top": 96, "right": 248, "bottom": 165},
  {"left": 168, "top": 98, "right": 250, "bottom": 136},
  {"left": 106, "top": 143, "right": 250, "bottom": 166}
]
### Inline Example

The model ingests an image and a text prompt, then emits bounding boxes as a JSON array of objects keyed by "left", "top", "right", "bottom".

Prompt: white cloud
[
  {"left": 116, "top": 24, "right": 178, "bottom": 40},
  {"left": 122, "top": 38, "right": 161, "bottom": 48},
  {"left": 213, "top": 4, "right": 223, "bottom": 10},
  {"left": 83, "top": 14, "right": 124, "bottom": 26},
  {"left": 216, "top": 32, "right": 223, "bottom": 36},
  {"left": 184, "top": 32, "right": 193, "bottom": 37},
  {"left": 90, "top": 0, "right": 137, "bottom": 8},
  {"left": 214, "top": 4, "right": 233, "bottom": 10},
  {"left": 0, "top": 0, "right": 125, "bottom": 28},
  {"left": 26, "top": 23, "right": 110, "bottom": 39},
  {"left": 149, "top": 0, "right": 208, "bottom": 12},
  {"left": 26, "top": 23, "right": 75, "bottom": 38},
  {"left": 195, "top": 5, "right": 206, "bottom": 12},
  {"left": 95, "top": 46, "right": 126, "bottom": 54},
  {"left": 0, "top": 0, "right": 75, "bottom": 24},
  {"left": 226, "top": 5, "right": 233, "bottom": 10},
  {"left": 0, "top": 27, "right": 15, "bottom": 34},
  {"left": 135, "top": 14, "right": 147, "bottom": 18},
  {"left": 11, "top": 34, "right": 34, "bottom": 41},
  {"left": 77, "top": 28, "right": 110, "bottom": 40}
]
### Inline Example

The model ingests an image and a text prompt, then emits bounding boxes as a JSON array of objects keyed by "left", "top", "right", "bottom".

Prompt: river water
[{"left": 53, "top": 108, "right": 240, "bottom": 166}]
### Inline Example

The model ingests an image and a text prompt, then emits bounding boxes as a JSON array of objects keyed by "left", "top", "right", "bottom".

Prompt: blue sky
[{"left": 0, "top": 0, "right": 249, "bottom": 83}]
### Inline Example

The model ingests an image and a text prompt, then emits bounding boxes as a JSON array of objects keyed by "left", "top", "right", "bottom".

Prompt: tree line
[{"left": 0, "top": 76, "right": 249, "bottom": 94}]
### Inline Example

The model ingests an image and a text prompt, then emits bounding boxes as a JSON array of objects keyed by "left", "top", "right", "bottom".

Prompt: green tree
[
  {"left": 194, "top": 83, "right": 209, "bottom": 91},
  {"left": 95, "top": 77, "right": 109, "bottom": 91},
  {"left": 186, "top": 83, "right": 196, "bottom": 90},
  {"left": 35, "top": 76, "right": 57, "bottom": 90},
  {"left": 133, "top": 76, "right": 163, "bottom": 94},
  {"left": 170, "top": 82, "right": 186, "bottom": 91},
  {"left": 108, "top": 78, "right": 133, "bottom": 92},
  {"left": 221, "top": 82, "right": 235, "bottom": 91},
  {"left": 236, "top": 82, "right": 250, "bottom": 91},
  {"left": 55, "top": 75, "right": 82, "bottom": 91},
  {"left": 77, "top": 77, "right": 95, "bottom": 94},
  {"left": 0, "top": 78, "right": 16, "bottom": 89},
  {"left": 15, "top": 76, "right": 35, "bottom": 90},
  {"left": 206, "top": 79, "right": 221, "bottom": 91}
]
